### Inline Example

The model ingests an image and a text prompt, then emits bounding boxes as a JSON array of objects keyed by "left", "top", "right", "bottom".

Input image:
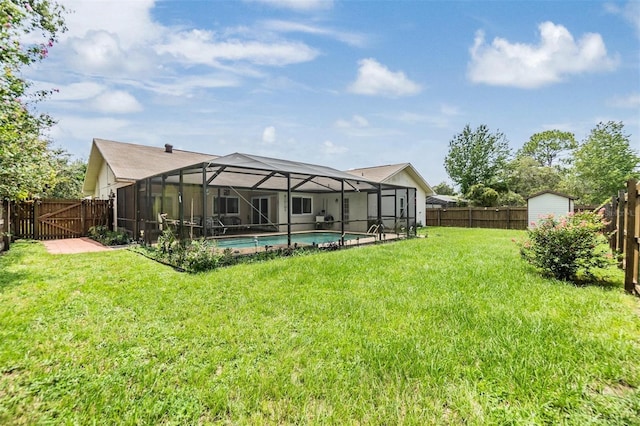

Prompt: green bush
[
  {"left": 519, "top": 210, "right": 614, "bottom": 282},
  {"left": 88, "top": 225, "right": 130, "bottom": 246},
  {"left": 182, "top": 239, "right": 223, "bottom": 272},
  {"left": 137, "top": 228, "right": 317, "bottom": 272}
]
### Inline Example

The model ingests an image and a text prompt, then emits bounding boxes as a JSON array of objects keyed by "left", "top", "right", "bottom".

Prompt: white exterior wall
[
  {"left": 381, "top": 172, "right": 427, "bottom": 225},
  {"left": 94, "top": 161, "right": 135, "bottom": 230},
  {"left": 527, "top": 193, "right": 574, "bottom": 226},
  {"left": 275, "top": 192, "right": 369, "bottom": 233}
]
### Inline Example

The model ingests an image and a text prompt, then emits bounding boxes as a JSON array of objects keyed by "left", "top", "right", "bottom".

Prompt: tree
[
  {"left": 0, "top": 0, "right": 66, "bottom": 200},
  {"left": 43, "top": 151, "right": 87, "bottom": 198},
  {"left": 505, "top": 156, "right": 564, "bottom": 199},
  {"left": 518, "top": 130, "right": 577, "bottom": 167},
  {"left": 432, "top": 181, "right": 455, "bottom": 195},
  {"left": 572, "top": 121, "right": 640, "bottom": 204},
  {"left": 444, "top": 124, "right": 511, "bottom": 194},
  {"left": 465, "top": 183, "right": 499, "bottom": 207}
]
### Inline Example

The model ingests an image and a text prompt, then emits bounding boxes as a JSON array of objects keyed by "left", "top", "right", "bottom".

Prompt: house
[
  {"left": 83, "top": 139, "right": 431, "bottom": 243},
  {"left": 83, "top": 138, "right": 215, "bottom": 200},
  {"left": 527, "top": 190, "right": 576, "bottom": 226},
  {"left": 347, "top": 163, "right": 434, "bottom": 226},
  {"left": 426, "top": 194, "right": 463, "bottom": 209}
]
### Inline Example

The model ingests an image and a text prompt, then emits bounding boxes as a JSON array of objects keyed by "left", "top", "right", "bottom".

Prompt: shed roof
[{"left": 527, "top": 190, "right": 576, "bottom": 200}]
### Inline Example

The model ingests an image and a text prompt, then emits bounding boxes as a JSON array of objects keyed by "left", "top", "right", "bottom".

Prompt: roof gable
[
  {"left": 83, "top": 139, "right": 216, "bottom": 193},
  {"left": 347, "top": 163, "right": 433, "bottom": 194}
]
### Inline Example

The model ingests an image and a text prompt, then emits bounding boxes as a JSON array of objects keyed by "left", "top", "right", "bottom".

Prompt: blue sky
[{"left": 33, "top": 0, "right": 640, "bottom": 187}]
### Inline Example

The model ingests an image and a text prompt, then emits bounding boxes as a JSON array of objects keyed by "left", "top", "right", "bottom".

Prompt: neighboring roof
[
  {"left": 527, "top": 190, "right": 576, "bottom": 200},
  {"left": 346, "top": 163, "right": 433, "bottom": 194},
  {"left": 83, "top": 138, "right": 216, "bottom": 193},
  {"left": 426, "top": 194, "right": 461, "bottom": 204}
]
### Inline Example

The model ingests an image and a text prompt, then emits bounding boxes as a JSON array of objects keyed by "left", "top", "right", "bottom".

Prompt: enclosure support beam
[
  {"left": 161, "top": 175, "right": 166, "bottom": 217},
  {"left": 179, "top": 170, "right": 184, "bottom": 240},
  {"left": 206, "top": 166, "right": 227, "bottom": 185},
  {"left": 252, "top": 172, "right": 277, "bottom": 190},
  {"left": 377, "top": 184, "right": 382, "bottom": 235},
  {"left": 406, "top": 187, "right": 410, "bottom": 237},
  {"left": 202, "top": 164, "right": 208, "bottom": 238},
  {"left": 341, "top": 180, "right": 345, "bottom": 246},
  {"left": 287, "top": 173, "right": 292, "bottom": 247}
]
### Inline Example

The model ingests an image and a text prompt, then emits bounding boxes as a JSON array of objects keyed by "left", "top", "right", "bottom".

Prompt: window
[
  {"left": 292, "top": 196, "right": 312, "bottom": 215},
  {"left": 213, "top": 196, "right": 239, "bottom": 215}
]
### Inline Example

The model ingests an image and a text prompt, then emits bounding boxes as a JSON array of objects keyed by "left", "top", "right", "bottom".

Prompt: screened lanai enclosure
[{"left": 116, "top": 153, "right": 417, "bottom": 247}]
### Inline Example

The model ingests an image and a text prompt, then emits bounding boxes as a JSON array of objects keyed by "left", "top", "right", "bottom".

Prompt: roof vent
[{"left": 164, "top": 143, "right": 173, "bottom": 153}]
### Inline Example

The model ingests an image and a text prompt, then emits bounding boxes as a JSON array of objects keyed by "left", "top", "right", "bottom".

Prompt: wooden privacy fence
[
  {"left": 612, "top": 179, "right": 639, "bottom": 296},
  {"left": 3, "top": 199, "right": 113, "bottom": 240},
  {"left": 426, "top": 207, "right": 528, "bottom": 230}
]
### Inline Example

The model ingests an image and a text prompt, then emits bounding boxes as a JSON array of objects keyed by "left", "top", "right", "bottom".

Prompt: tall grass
[{"left": 0, "top": 228, "right": 638, "bottom": 424}]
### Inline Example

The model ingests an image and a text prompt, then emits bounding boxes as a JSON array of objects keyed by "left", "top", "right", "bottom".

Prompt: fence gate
[{"left": 7, "top": 199, "right": 112, "bottom": 240}]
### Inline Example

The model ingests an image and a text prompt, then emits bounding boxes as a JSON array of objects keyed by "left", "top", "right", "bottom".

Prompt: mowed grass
[{"left": 1, "top": 228, "right": 639, "bottom": 424}]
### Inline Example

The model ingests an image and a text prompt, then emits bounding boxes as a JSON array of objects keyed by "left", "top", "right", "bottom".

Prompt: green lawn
[{"left": 1, "top": 228, "right": 639, "bottom": 424}]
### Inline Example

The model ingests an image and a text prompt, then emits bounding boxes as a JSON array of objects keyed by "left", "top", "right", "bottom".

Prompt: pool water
[{"left": 213, "top": 232, "right": 365, "bottom": 249}]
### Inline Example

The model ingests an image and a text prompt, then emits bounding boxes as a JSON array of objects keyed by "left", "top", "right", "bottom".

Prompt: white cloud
[
  {"left": 607, "top": 93, "right": 640, "bottom": 108},
  {"left": 133, "top": 74, "right": 242, "bottom": 97},
  {"left": 262, "top": 126, "right": 276, "bottom": 144},
  {"left": 348, "top": 58, "right": 422, "bottom": 97},
  {"left": 335, "top": 115, "right": 369, "bottom": 128},
  {"left": 245, "top": 0, "right": 333, "bottom": 11},
  {"left": 49, "top": 115, "right": 133, "bottom": 142},
  {"left": 389, "top": 104, "right": 460, "bottom": 128},
  {"left": 262, "top": 20, "right": 368, "bottom": 47},
  {"left": 66, "top": 30, "right": 142, "bottom": 75},
  {"left": 468, "top": 22, "right": 619, "bottom": 89},
  {"left": 34, "top": 81, "right": 105, "bottom": 101},
  {"left": 59, "top": 0, "right": 163, "bottom": 48},
  {"left": 155, "top": 30, "right": 319, "bottom": 66},
  {"left": 439, "top": 104, "right": 460, "bottom": 117},
  {"left": 322, "top": 140, "right": 347, "bottom": 154},
  {"left": 91, "top": 91, "right": 143, "bottom": 114},
  {"left": 605, "top": 1, "right": 640, "bottom": 37}
]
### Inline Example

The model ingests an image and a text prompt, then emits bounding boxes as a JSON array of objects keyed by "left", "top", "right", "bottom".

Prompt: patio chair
[{"left": 205, "top": 216, "right": 227, "bottom": 236}]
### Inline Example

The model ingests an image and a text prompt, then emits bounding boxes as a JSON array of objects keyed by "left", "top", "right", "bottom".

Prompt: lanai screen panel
[{"left": 138, "top": 152, "right": 417, "bottom": 242}]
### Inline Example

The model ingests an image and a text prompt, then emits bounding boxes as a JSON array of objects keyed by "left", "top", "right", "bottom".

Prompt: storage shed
[{"left": 527, "top": 190, "right": 575, "bottom": 227}]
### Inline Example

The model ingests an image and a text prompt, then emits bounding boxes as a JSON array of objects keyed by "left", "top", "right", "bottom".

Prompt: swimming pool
[{"left": 213, "top": 232, "right": 366, "bottom": 249}]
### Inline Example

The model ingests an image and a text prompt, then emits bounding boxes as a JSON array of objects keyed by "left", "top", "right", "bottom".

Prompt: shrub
[
  {"left": 182, "top": 239, "right": 223, "bottom": 272},
  {"left": 88, "top": 225, "right": 130, "bottom": 246},
  {"left": 519, "top": 210, "right": 614, "bottom": 282}
]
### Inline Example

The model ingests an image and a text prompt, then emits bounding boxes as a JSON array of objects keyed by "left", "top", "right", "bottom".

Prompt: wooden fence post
[
  {"left": 624, "top": 179, "right": 639, "bottom": 295},
  {"left": 32, "top": 200, "right": 38, "bottom": 240},
  {"left": 616, "top": 189, "right": 625, "bottom": 252}
]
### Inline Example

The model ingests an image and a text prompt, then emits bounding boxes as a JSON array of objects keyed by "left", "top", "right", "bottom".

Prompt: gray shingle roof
[{"left": 83, "top": 138, "right": 216, "bottom": 193}]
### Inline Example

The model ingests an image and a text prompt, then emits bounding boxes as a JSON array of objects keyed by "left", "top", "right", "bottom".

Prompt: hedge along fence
[{"left": 426, "top": 207, "right": 528, "bottom": 230}]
